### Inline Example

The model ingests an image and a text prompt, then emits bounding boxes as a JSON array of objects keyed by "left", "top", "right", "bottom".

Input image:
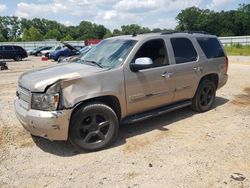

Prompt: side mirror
[{"left": 130, "top": 57, "right": 153, "bottom": 72}]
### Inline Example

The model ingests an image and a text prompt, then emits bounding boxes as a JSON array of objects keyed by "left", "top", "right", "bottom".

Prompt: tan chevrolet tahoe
[{"left": 15, "top": 32, "right": 228, "bottom": 151}]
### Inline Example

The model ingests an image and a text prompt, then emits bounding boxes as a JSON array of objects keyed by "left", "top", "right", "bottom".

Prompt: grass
[{"left": 224, "top": 44, "right": 250, "bottom": 56}]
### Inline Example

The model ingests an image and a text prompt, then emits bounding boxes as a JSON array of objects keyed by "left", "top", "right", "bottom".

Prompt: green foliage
[
  {"left": 45, "top": 29, "right": 61, "bottom": 40},
  {"left": 27, "top": 27, "right": 43, "bottom": 41},
  {"left": 61, "top": 34, "right": 73, "bottom": 41},
  {"left": 22, "top": 27, "right": 43, "bottom": 41},
  {"left": 225, "top": 45, "right": 250, "bottom": 56},
  {"left": 119, "top": 24, "right": 151, "bottom": 35},
  {"left": 0, "top": 4, "right": 249, "bottom": 42},
  {"left": 176, "top": 4, "right": 250, "bottom": 36}
]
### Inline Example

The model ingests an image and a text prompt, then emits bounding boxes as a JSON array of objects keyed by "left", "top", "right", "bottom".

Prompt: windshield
[{"left": 80, "top": 39, "right": 137, "bottom": 68}]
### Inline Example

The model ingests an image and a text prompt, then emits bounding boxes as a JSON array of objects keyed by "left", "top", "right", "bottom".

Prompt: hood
[
  {"left": 63, "top": 43, "right": 77, "bottom": 51},
  {"left": 18, "top": 63, "right": 103, "bottom": 92}
]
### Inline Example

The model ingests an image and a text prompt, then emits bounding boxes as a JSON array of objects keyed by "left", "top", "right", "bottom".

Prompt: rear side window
[
  {"left": 197, "top": 37, "right": 225, "bottom": 58},
  {"left": 4, "top": 46, "right": 13, "bottom": 51},
  {"left": 171, "top": 38, "right": 197, "bottom": 64}
]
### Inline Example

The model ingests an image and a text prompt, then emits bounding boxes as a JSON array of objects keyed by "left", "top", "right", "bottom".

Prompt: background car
[
  {"left": 41, "top": 45, "right": 64, "bottom": 58},
  {"left": 0, "top": 45, "right": 27, "bottom": 61},
  {"left": 29, "top": 46, "right": 52, "bottom": 56},
  {"left": 58, "top": 45, "right": 94, "bottom": 63},
  {"left": 49, "top": 43, "right": 83, "bottom": 61}
]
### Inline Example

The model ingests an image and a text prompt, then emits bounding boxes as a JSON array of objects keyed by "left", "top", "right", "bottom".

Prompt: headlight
[{"left": 31, "top": 93, "right": 59, "bottom": 111}]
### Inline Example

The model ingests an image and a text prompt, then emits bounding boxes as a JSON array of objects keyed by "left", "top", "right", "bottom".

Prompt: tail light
[{"left": 225, "top": 56, "right": 229, "bottom": 74}]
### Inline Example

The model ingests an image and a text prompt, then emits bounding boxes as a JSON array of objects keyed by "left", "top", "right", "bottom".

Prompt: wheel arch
[
  {"left": 199, "top": 73, "right": 219, "bottom": 89},
  {"left": 70, "top": 95, "right": 122, "bottom": 122}
]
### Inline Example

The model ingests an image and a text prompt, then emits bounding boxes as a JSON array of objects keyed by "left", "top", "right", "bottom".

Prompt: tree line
[{"left": 0, "top": 4, "right": 249, "bottom": 42}]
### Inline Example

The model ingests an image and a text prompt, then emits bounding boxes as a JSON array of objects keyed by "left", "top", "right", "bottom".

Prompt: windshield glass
[{"left": 80, "top": 39, "right": 137, "bottom": 68}]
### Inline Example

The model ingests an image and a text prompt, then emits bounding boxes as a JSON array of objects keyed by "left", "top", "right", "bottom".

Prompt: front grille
[{"left": 17, "top": 85, "right": 31, "bottom": 109}]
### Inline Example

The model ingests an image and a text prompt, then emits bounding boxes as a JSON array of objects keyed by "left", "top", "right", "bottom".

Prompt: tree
[
  {"left": 24, "top": 27, "right": 43, "bottom": 41},
  {"left": 175, "top": 5, "right": 250, "bottom": 36},
  {"left": 45, "top": 29, "right": 61, "bottom": 40},
  {"left": 22, "top": 28, "right": 30, "bottom": 41},
  {"left": 61, "top": 34, "right": 73, "bottom": 41}
]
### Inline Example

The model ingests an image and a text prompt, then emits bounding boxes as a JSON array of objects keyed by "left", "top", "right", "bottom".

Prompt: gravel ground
[{"left": 0, "top": 56, "right": 250, "bottom": 187}]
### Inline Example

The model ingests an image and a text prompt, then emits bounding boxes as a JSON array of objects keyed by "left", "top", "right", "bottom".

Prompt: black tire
[
  {"left": 191, "top": 79, "right": 216, "bottom": 112},
  {"left": 14, "top": 55, "right": 22, "bottom": 61},
  {"left": 45, "top": 53, "right": 49, "bottom": 58},
  {"left": 57, "top": 55, "right": 65, "bottom": 62},
  {"left": 69, "top": 103, "right": 119, "bottom": 152},
  {"left": 36, "top": 52, "right": 42, "bottom": 56}
]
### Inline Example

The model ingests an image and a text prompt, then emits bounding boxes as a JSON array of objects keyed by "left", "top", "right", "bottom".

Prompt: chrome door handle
[
  {"left": 193, "top": 66, "right": 203, "bottom": 72},
  {"left": 161, "top": 72, "right": 174, "bottom": 78}
]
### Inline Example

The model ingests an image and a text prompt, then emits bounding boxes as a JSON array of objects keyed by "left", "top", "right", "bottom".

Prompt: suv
[
  {"left": 14, "top": 32, "right": 228, "bottom": 151},
  {"left": 29, "top": 46, "right": 52, "bottom": 56},
  {"left": 0, "top": 45, "right": 27, "bottom": 61}
]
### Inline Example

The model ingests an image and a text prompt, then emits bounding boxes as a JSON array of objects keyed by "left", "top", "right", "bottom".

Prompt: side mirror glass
[{"left": 131, "top": 57, "right": 153, "bottom": 72}]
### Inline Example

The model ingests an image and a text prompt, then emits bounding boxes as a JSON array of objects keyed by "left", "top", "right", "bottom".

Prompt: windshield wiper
[{"left": 84, "top": 60, "right": 103, "bottom": 68}]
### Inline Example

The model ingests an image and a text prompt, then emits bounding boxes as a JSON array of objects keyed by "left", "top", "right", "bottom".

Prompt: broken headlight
[{"left": 31, "top": 93, "right": 59, "bottom": 111}]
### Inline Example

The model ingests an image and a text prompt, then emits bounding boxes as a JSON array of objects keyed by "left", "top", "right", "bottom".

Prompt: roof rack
[
  {"left": 161, "top": 31, "right": 174, "bottom": 35},
  {"left": 161, "top": 30, "right": 211, "bottom": 35},
  {"left": 181, "top": 30, "right": 211, "bottom": 35}
]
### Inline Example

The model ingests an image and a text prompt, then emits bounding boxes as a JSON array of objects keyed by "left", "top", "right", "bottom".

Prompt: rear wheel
[
  {"left": 14, "top": 55, "right": 22, "bottom": 61},
  {"left": 191, "top": 79, "right": 216, "bottom": 112},
  {"left": 69, "top": 103, "right": 119, "bottom": 151}
]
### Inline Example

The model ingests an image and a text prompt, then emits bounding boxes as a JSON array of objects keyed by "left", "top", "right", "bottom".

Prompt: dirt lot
[{"left": 0, "top": 56, "right": 250, "bottom": 187}]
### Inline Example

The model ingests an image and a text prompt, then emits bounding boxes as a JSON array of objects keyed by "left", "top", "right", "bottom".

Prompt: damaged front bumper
[{"left": 14, "top": 97, "right": 73, "bottom": 140}]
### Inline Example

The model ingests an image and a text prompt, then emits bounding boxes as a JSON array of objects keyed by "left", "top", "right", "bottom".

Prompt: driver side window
[{"left": 134, "top": 39, "right": 169, "bottom": 67}]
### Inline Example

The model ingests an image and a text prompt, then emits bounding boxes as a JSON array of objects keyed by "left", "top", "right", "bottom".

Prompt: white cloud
[
  {"left": 0, "top": 4, "right": 7, "bottom": 13},
  {"left": 149, "top": 17, "right": 178, "bottom": 29},
  {"left": 207, "top": 0, "right": 235, "bottom": 10},
  {"left": 103, "top": 10, "right": 117, "bottom": 20},
  {"left": 15, "top": 1, "right": 98, "bottom": 18},
  {"left": 15, "top": 2, "right": 53, "bottom": 18},
  {"left": 114, "top": 0, "right": 202, "bottom": 13},
  {"left": 14, "top": 0, "right": 202, "bottom": 30},
  {"left": 114, "top": 0, "right": 157, "bottom": 13},
  {"left": 59, "top": 20, "right": 75, "bottom": 26}
]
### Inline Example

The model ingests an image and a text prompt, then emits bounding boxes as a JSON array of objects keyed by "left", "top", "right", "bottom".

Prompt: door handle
[
  {"left": 161, "top": 72, "right": 174, "bottom": 78},
  {"left": 193, "top": 66, "right": 203, "bottom": 72}
]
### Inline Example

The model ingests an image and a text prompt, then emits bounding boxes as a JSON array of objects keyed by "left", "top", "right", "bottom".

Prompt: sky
[{"left": 0, "top": 0, "right": 248, "bottom": 30}]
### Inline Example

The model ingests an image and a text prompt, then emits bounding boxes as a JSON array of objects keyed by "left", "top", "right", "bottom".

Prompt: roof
[{"left": 108, "top": 31, "right": 216, "bottom": 41}]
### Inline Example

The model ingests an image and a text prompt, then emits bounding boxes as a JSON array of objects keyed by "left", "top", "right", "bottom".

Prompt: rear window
[
  {"left": 171, "top": 38, "right": 198, "bottom": 64},
  {"left": 13, "top": 46, "right": 23, "bottom": 50},
  {"left": 197, "top": 37, "right": 225, "bottom": 58}
]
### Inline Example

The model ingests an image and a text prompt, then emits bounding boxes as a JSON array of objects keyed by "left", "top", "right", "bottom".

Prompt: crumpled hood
[{"left": 18, "top": 63, "right": 103, "bottom": 92}]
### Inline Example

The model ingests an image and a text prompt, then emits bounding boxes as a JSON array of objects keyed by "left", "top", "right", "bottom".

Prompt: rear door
[
  {"left": 0, "top": 46, "right": 3, "bottom": 59},
  {"left": 124, "top": 39, "right": 175, "bottom": 115},
  {"left": 169, "top": 37, "right": 202, "bottom": 102},
  {"left": 4, "top": 46, "right": 14, "bottom": 59}
]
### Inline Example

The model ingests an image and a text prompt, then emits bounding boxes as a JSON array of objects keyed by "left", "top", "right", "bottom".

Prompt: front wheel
[
  {"left": 69, "top": 103, "right": 119, "bottom": 152},
  {"left": 191, "top": 79, "right": 216, "bottom": 112},
  {"left": 57, "top": 55, "right": 65, "bottom": 62}
]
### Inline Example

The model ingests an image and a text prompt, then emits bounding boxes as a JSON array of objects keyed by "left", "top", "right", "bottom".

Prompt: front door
[{"left": 124, "top": 39, "right": 175, "bottom": 116}]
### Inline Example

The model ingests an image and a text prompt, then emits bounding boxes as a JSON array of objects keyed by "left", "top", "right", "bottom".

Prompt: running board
[{"left": 122, "top": 100, "right": 192, "bottom": 124}]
